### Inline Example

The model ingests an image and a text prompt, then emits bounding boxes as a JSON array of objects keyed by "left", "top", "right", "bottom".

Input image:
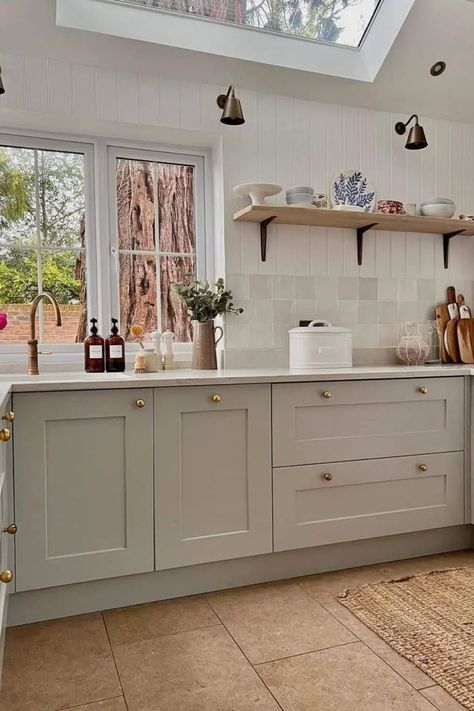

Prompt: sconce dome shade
[
  {"left": 221, "top": 96, "right": 244, "bottom": 125},
  {"left": 217, "top": 85, "right": 245, "bottom": 126},
  {"left": 406, "top": 123, "right": 428, "bottom": 150},
  {"left": 395, "top": 114, "right": 428, "bottom": 151}
]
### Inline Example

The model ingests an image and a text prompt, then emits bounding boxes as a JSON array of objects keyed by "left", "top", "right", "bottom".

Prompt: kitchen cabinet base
[{"left": 7, "top": 524, "right": 472, "bottom": 627}]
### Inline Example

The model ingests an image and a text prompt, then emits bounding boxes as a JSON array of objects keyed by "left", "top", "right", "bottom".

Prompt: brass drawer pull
[
  {"left": 418, "top": 386, "right": 428, "bottom": 395},
  {"left": 211, "top": 395, "right": 221, "bottom": 403},
  {"left": 136, "top": 399, "right": 145, "bottom": 409},
  {"left": 2, "top": 411, "right": 14, "bottom": 422},
  {"left": 322, "top": 472, "right": 333, "bottom": 481},
  {"left": 418, "top": 464, "right": 428, "bottom": 472},
  {"left": 2, "top": 524, "right": 17, "bottom": 535},
  {"left": 322, "top": 391, "right": 332, "bottom": 399},
  {"left": 0, "top": 570, "right": 13, "bottom": 584},
  {"left": 0, "top": 428, "right": 11, "bottom": 442}
]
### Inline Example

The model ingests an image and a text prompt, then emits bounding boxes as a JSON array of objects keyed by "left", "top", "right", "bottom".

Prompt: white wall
[{"left": 1, "top": 0, "right": 474, "bottom": 366}]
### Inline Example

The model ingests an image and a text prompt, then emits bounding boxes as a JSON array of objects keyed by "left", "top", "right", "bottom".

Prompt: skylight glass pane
[{"left": 113, "top": 0, "right": 382, "bottom": 47}]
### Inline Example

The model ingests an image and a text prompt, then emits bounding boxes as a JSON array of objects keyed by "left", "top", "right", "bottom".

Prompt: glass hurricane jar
[{"left": 396, "top": 322, "right": 430, "bottom": 365}]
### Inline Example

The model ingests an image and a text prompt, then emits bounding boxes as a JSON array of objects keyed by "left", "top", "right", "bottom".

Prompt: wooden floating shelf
[{"left": 233, "top": 205, "right": 474, "bottom": 268}]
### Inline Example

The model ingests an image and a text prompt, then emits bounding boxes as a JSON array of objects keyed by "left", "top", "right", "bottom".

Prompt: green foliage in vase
[{"left": 172, "top": 277, "right": 244, "bottom": 323}]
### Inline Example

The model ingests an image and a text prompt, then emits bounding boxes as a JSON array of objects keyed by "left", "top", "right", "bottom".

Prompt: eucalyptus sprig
[{"left": 172, "top": 276, "right": 243, "bottom": 323}]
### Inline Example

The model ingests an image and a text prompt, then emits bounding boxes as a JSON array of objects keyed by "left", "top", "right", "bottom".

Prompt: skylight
[
  {"left": 57, "top": 0, "right": 414, "bottom": 81},
  {"left": 111, "top": 0, "right": 382, "bottom": 48}
]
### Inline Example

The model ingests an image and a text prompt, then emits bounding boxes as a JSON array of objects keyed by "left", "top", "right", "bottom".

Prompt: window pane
[
  {"left": 41, "top": 250, "right": 87, "bottom": 343},
  {"left": 0, "top": 247, "right": 85, "bottom": 344},
  {"left": 0, "top": 146, "right": 36, "bottom": 250},
  {"left": 160, "top": 255, "right": 195, "bottom": 342},
  {"left": 119, "top": 253, "right": 157, "bottom": 340},
  {"left": 158, "top": 164, "right": 195, "bottom": 253},
  {"left": 116, "top": 159, "right": 156, "bottom": 251},
  {"left": 0, "top": 144, "right": 88, "bottom": 345},
  {"left": 0, "top": 248, "right": 38, "bottom": 344},
  {"left": 37, "top": 149, "right": 85, "bottom": 249},
  {"left": 113, "top": 0, "right": 382, "bottom": 47}
]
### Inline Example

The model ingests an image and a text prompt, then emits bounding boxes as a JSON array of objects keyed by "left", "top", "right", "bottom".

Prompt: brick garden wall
[{"left": 0, "top": 304, "right": 83, "bottom": 343}]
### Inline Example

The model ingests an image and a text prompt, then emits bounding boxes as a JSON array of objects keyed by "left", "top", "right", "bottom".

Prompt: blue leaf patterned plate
[{"left": 330, "top": 169, "right": 376, "bottom": 213}]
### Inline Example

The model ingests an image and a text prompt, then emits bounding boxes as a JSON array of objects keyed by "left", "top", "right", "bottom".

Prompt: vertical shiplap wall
[{"left": 1, "top": 51, "right": 474, "bottom": 365}]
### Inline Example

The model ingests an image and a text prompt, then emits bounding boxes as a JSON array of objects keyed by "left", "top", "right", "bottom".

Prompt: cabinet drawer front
[
  {"left": 14, "top": 389, "right": 154, "bottom": 591},
  {"left": 273, "top": 452, "right": 464, "bottom": 551},
  {"left": 155, "top": 384, "right": 272, "bottom": 569},
  {"left": 273, "top": 377, "right": 464, "bottom": 466}
]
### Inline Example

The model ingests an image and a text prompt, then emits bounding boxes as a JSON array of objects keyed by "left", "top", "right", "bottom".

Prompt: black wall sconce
[
  {"left": 216, "top": 85, "right": 244, "bottom": 126},
  {"left": 395, "top": 114, "right": 428, "bottom": 150},
  {"left": 0, "top": 67, "right": 5, "bottom": 95}
]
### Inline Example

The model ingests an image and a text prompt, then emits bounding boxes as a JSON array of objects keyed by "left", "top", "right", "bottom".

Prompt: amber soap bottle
[
  {"left": 105, "top": 318, "right": 125, "bottom": 373},
  {"left": 84, "top": 318, "right": 105, "bottom": 373}
]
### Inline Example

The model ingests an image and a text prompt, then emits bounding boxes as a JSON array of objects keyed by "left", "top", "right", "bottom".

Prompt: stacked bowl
[
  {"left": 286, "top": 186, "right": 314, "bottom": 205},
  {"left": 420, "top": 198, "right": 456, "bottom": 218}
]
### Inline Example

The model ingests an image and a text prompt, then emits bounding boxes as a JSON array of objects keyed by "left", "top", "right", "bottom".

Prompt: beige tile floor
[{"left": 2, "top": 549, "right": 473, "bottom": 711}]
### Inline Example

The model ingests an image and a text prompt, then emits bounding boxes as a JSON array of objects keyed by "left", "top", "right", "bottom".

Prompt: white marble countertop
[{"left": 0, "top": 364, "right": 472, "bottom": 396}]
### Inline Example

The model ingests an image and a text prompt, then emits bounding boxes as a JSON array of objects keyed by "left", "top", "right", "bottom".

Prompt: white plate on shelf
[
  {"left": 332, "top": 205, "right": 365, "bottom": 212},
  {"left": 234, "top": 183, "right": 282, "bottom": 206},
  {"left": 330, "top": 170, "right": 376, "bottom": 213}
]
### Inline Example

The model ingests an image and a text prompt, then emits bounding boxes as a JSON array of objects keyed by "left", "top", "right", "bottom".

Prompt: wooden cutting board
[
  {"left": 445, "top": 317, "right": 461, "bottom": 362},
  {"left": 435, "top": 304, "right": 451, "bottom": 363},
  {"left": 457, "top": 318, "right": 474, "bottom": 363}
]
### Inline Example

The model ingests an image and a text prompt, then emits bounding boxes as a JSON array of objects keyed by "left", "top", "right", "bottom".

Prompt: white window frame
[
  {"left": 0, "top": 133, "right": 97, "bottom": 360},
  {"left": 0, "top": 132, "right": 211, "bottom": 363},
  {"left": 107, "top": 144, "right": 206, "bottom": 351}
]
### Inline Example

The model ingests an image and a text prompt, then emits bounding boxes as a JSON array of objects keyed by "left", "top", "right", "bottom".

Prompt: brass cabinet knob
[
  {"left": 322, "top": 391, "right": 332, "bottom": 399},
  {"left": 211, "top": 395, "right": 221, "bottom": 403},
  {"left": 2, "top": 411, "right": 14, "bottom": 422},
  {"left": 418, "top": 386, "right": 428, "bottom": 395},
  {"left": 0, "top": 570, "right": 13, "bottom": 584},
  {"left": 2, "top": 524, "right": 17, "bottom": 535},
  {"left": 0, "top": 428, "right": 11, "bottom": 442},
  {"left": 418, "top": 464, "right": 428, "bottom": 472},
  {"left": 136, "top": 399, "right": 145, "bottom": 408},
  {"left": 322, "top": 472, "right": 333, "bottom": 481}
]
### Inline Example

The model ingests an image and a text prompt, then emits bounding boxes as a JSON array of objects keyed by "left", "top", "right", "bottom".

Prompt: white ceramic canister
[
  {"left": 289, "top": 320, "right": 352, "bottom": 369},
  {"left": 141, "top": 347, "right": 161, "bottom": 373}
]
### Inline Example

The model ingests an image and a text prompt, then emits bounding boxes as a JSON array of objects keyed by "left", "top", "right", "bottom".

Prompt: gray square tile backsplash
[{"left": 225, "top": 274, "right": 474, "bottom": 364}]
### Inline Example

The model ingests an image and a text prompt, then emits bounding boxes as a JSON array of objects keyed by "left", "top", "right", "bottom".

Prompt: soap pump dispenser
[
  {"left": 105, "top": 318, "right": 125, "bottom": 372},
  {"left": 84, "top": 318, "right": 104, "bottom": 373}
]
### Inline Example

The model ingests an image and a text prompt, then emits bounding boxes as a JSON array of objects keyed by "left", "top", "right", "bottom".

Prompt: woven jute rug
[{"left": 338, "top": 567, "right": 474, "bottom": 709}]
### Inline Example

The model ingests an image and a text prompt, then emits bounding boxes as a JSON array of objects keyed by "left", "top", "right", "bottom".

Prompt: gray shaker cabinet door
[
  {"left": 154, "top": 384, "right": 272, "bottom": 569},
  {"left": 13, "top": 389, "right": 154, "bottom": 591}
]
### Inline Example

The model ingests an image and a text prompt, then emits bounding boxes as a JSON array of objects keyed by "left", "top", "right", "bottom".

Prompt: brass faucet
[{"left": 28, "top": 293, "right": 62, "bottom": 375}]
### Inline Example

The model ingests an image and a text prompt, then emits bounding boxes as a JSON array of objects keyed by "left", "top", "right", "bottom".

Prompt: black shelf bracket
[
  {"left": 443, "top": 230, "right": 465, "bottom": 269},
  {"left": 356, "top": 223, "right": 378, "bottom": 266},
  {"left": 260, "top": 216, "right": 277, "bottom": 261}
]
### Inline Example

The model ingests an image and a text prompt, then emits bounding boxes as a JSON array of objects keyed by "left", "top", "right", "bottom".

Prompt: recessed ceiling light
[{"left": 430, "top": 60, "right": 447, "bottom": 76}]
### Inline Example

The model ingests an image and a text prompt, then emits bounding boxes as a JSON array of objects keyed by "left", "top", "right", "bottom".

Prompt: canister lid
[{"left": 289, "top": 319, "right": 352, "bottom": 334}]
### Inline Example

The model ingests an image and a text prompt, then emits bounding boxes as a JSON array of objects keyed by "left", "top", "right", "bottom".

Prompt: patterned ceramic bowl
[{"left": 377, "top": 199, "right": 404, "bottom": 214}]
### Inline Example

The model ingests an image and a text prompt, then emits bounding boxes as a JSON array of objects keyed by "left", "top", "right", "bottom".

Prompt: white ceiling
[{"left": 0, "top": 0, "right": 473, "bottom": 122}]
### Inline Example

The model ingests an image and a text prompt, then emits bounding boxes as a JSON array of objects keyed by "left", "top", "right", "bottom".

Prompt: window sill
[{"left": 0, "top": 344, "right": 193, "bottom": 370}]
